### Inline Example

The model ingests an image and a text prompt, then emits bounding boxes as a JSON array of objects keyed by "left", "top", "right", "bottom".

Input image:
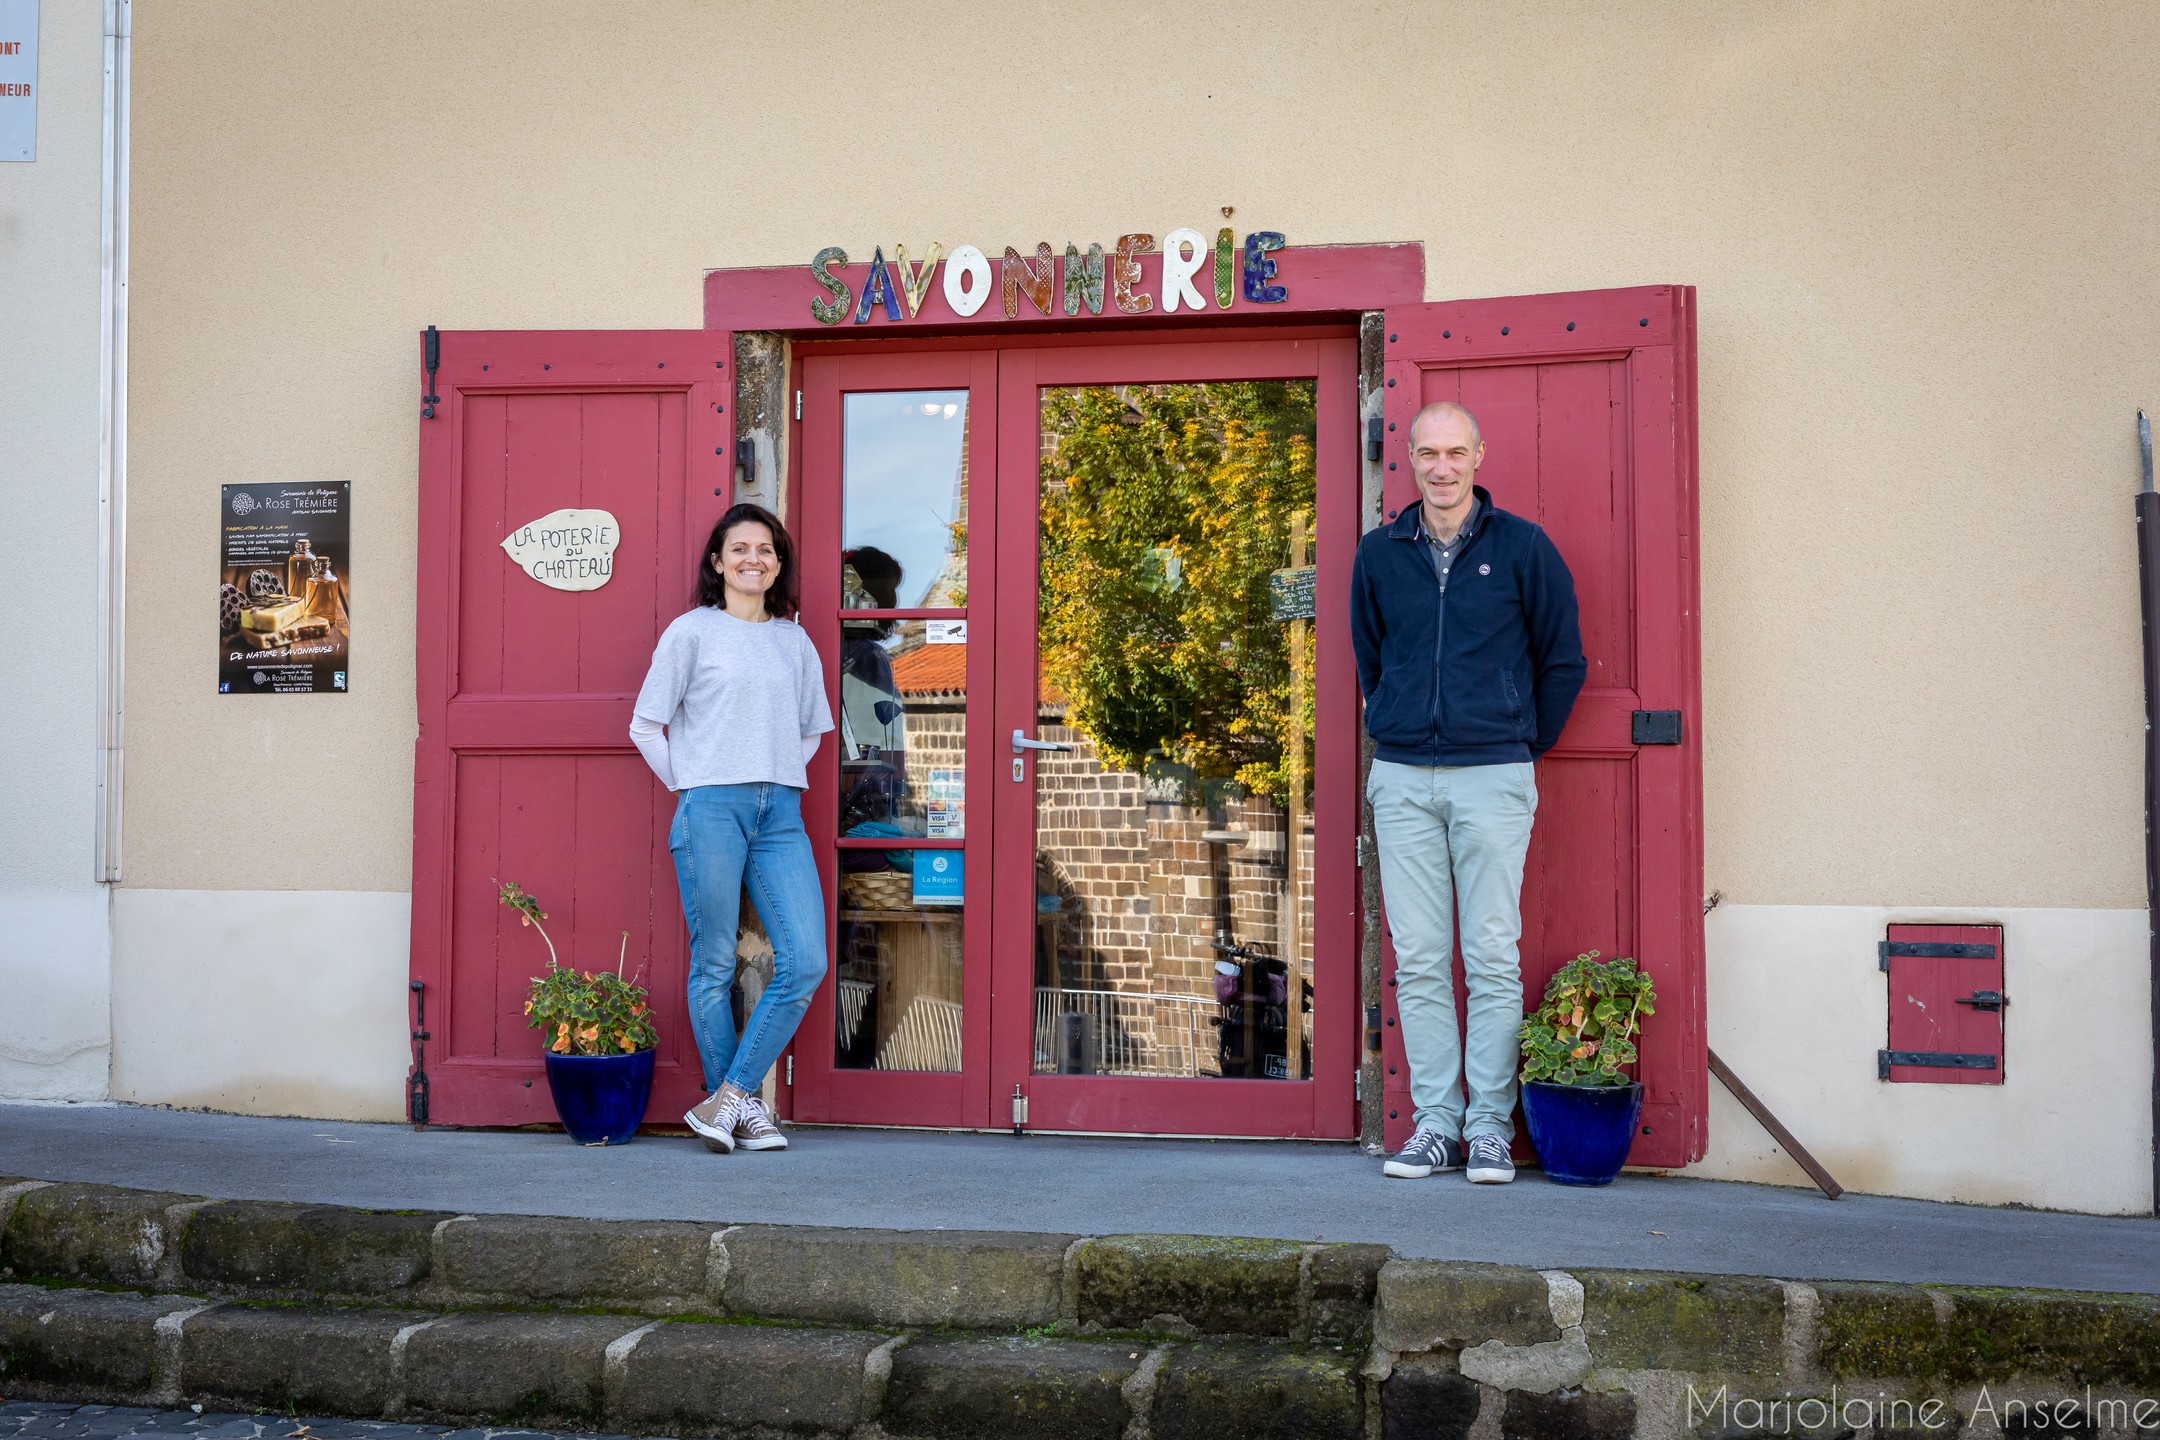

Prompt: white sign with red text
[{"left": 0, "top": 1, "right": 35, "bottom": 163}]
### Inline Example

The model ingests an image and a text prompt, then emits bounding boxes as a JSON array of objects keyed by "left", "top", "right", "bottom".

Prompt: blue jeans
[
  {"left": 1367, "top": 759, "right": 1538, "bottom": 1143},
  {"left": 668, "top": 783, "right": 828, "bottom": 1094}
]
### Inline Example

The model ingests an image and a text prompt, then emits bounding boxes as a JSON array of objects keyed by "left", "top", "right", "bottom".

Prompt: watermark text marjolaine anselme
[{"left": 1689, "top": 1384, "right": 2159, "bottom": 1433}]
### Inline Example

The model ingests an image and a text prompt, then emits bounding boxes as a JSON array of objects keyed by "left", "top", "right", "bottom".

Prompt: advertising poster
[
  {"left": 911, "top": 849, "right": 962, "bottom": 906},
  {"left": 218, "top": 483, "right": 351, "bottom": 694}
]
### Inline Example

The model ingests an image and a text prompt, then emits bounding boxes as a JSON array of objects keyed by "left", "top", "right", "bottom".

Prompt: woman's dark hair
[{"left": 697, "top": 503, "right": 797, "bottom": 619}]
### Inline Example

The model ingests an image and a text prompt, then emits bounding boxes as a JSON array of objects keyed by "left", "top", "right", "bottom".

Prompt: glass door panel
[
  {"left": 1030, "top": 381, "right": 1319, "bottom": 1084},
  {"left": 794, "top": 352, "right": 997, "bottom": 1129},
  {"left": 992, "top": 339, "right": 1359, "bottom": 1140}
]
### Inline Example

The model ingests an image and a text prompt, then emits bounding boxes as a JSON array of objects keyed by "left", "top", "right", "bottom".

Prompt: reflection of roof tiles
[
  {"left": 891, "top": 644, "right": 967, "bottom": 695},
  {"left": 888, "top": 644, "right": 1067, "bottom": 705}
]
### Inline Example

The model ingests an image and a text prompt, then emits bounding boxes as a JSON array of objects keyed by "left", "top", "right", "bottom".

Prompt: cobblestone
[{"left": 0, "top": 1404, "right": 644, "bottom": 1440}]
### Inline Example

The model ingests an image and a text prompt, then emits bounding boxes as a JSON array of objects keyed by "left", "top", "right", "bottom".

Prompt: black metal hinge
[
  {"left": 1879, "top": 1049, "right": 1998, "bottom": 1079},
  {"left": 1878, "top": 940, "right": 1998, "bottom": 971},
  {"left": 407, "top": 979, "right": 431, "bottom": 1127},
  {"left": 421, "top": 326, "right": 441, "bottom": 420},
  {"left": 1631, "top": 710, "right": 1683, "bottom": 745},
  {"left": 1366, "top": 416, "right": 1384, "bottom": 462}
]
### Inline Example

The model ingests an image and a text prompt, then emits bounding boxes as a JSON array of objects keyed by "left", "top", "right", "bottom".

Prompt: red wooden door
[
  {"left": 1377, "top": 286, "right": 1706, "bottom": 1167},
  {"left": 411, "top": 330, "right": 731, "bottom": 1127}
]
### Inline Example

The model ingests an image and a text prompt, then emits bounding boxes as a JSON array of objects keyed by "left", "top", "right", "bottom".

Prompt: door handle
[{"left": 1012, "top": 729, "right": 1073, "bottom": 754}]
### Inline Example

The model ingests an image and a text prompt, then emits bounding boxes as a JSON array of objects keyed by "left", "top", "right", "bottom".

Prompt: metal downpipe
[{"left": 95, "top": 0, "right": 130, "bottom": 884}]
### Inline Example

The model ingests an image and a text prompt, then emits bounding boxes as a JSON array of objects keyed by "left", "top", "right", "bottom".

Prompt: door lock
[
  {"left": 1012, "top": 729, "right": 1074, "bottom": 754},
  {"left": 1952, "top": 990, "right": 2009, "bottom": 1012}
]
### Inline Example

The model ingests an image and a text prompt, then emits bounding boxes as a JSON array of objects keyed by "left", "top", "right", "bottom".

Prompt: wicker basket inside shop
[{"left": 841, "top": 867, "right": 914, "bottom": 913}]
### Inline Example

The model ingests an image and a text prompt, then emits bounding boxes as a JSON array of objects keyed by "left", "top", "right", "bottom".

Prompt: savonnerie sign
[
  {"left": 806, "top": 230, "right": 1289, "bottom": 325},
  {"left": 701, "top": 240, "right": 1423, "bottom": 332}
]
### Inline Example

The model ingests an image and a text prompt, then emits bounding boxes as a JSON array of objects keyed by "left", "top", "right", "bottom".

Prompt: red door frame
[
  {"left": 784, "top": 334, "right": 1360, "bottom": 1138},
  {"left": 411, "top": 330, "right": 730, "bottom": 1127},
  {"left": 992, "top": 336, "right": 1361, "bottom": 1138},
  {"left": 791, "top": 348, "right": 1001, "bottom": 1130}
]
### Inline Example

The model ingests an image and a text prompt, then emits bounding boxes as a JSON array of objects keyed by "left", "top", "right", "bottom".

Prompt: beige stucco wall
[
  {"left": 109, "top": 889, "right": 411, "bottom": 1121},
  {"left": 0, "top": 0, "right": 111, "bottom": 1099},
  {"left": 107, "top": 3, "right": 2159, "bottom": 1204},
  {"left": 122, "top": 0, "right": 2160, "bottom": 905}
]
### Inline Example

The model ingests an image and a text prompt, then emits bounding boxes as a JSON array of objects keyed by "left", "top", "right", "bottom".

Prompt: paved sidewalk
[{"left": 0, "top": 1102, "right": 2150, "bottom": 1294}]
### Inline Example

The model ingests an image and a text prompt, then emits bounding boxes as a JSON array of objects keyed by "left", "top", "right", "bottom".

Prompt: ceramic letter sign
[
  {"left": 1160, "top": 228, "right": 1209, "bottom": 312},
  {"left": 943, "top": 244, "right": 993, "bottom": 317},
  {"left": 503, "top": 508, "right": 619, "bottom": 591}
]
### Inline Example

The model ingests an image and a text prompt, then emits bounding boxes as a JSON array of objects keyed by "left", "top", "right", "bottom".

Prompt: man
[{"left": 1351, "top": 402, "right": 1585, "bottom": 1184}]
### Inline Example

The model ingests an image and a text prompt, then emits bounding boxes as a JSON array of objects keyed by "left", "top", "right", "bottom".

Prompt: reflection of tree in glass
[{"left": 1039, "top": 381, "right": 1316, "bottom": 803}]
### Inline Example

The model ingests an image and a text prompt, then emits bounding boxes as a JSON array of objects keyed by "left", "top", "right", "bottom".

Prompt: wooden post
[{"left": 1283, "top": 512, "right": 1312, "bottom": 1080}]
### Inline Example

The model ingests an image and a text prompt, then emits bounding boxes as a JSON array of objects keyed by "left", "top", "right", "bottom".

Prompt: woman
[{"left": 630, "top": 503, "right": 833, "bottom": 1153}]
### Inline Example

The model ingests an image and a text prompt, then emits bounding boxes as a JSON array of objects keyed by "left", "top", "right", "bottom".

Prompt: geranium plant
[
  {"left": 1518, "top": 951, "right": 1655, "bottom": 1087},
  {"left": 499, "top": 880, "right": 657, "bottom": 1057}
]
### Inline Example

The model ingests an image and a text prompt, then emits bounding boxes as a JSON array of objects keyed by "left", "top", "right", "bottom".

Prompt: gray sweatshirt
[{"left": 631, "top": 607, "right": 834, "bottom": 791}]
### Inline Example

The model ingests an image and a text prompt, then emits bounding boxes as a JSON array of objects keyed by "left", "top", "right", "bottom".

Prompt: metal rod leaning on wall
[
  {"left": 2136, "top": 409, "right": 2159, "bottom": 1218},
  {"left": 1706, "top": 1048, "right": 1842, "bottom": 1200}
]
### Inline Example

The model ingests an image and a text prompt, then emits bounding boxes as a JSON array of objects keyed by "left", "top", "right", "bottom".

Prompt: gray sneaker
[
  {"left": 1466, "top": 1133, "right": 1516, "bottom": 1184},
  {"left": 683, "top": 1087, "right": 740, "bottom": 1153},
  {"left": 1384, "top": 1126, "right": 1466, "bottom": 1178},
  {"left": 733, "top": 1095, "right": 788, "bottom": 1152}
]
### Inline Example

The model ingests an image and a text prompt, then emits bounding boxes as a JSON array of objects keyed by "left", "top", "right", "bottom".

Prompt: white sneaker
[
  {"left": 733, "top": 1095, "right": 788, "bottom": 1152},
  {"left": 683, "top": 1087, "right": 741, "bottom": 1153},
  {"left": 1466, "top": 1133, "right": 1516, "bottom": 1184},
  {"left": 1383, "top": 1126, "right": 1466, "bottom": 1178}
]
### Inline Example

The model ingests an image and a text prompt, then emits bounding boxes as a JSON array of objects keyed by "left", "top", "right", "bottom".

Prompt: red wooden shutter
[
  {"left": 411, "top": 330, "right": 731, "bottom": 1127},
  {"left": 1374, "top": 287, "right": 1706, "bottom": 1167},
  {"left": 1882, "top": 924, "right": 2005, "bottom": 1085}
]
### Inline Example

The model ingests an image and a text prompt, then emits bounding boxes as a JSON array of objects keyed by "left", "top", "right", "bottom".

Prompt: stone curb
[
  {"left": 4, "top": 1178, "right": 2158, "bottom": 1402},
  {"left": 0, "top": 1183, "right": 1384, "bottom": 1342},
  {"left": 0, "top": 1283, "right": 1358, "bottom": 1440}
]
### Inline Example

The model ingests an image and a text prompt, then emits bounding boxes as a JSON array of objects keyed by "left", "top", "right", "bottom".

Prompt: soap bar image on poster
[{"left": 218, "top": 483, "right": 351, "bottom": 694}]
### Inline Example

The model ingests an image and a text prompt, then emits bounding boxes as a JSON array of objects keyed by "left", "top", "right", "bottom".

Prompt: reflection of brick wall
[
  {"left": 1034, "top": 721, "right": 1150, "bottom": 989},
  {"left": 900, "top": 707, "right": 966, "bottom": 832},
  {"left": 1037, "top": 733, "right": 1313, "bottom": 999},
  {"left": 895, "top": 700, "right": 1313, "bottom": 1075}
]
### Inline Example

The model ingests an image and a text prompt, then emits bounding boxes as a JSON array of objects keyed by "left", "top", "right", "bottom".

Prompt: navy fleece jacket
[{"left": 1349, "top": 487, "right": 1586, "bottom": 766}]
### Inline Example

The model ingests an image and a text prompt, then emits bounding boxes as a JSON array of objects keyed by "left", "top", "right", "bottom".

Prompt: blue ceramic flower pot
[
  {"left": 1521, "top": 1079, "right": 1644, "bottom": 1186},
  {"left": 542, "top": 1048, "right": 655, "bottom": 1145}
]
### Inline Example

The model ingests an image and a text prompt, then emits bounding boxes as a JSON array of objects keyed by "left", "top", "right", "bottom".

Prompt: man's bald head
[{"left": 1409, "top": 401, "right": 1482, "bottom": 449}]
